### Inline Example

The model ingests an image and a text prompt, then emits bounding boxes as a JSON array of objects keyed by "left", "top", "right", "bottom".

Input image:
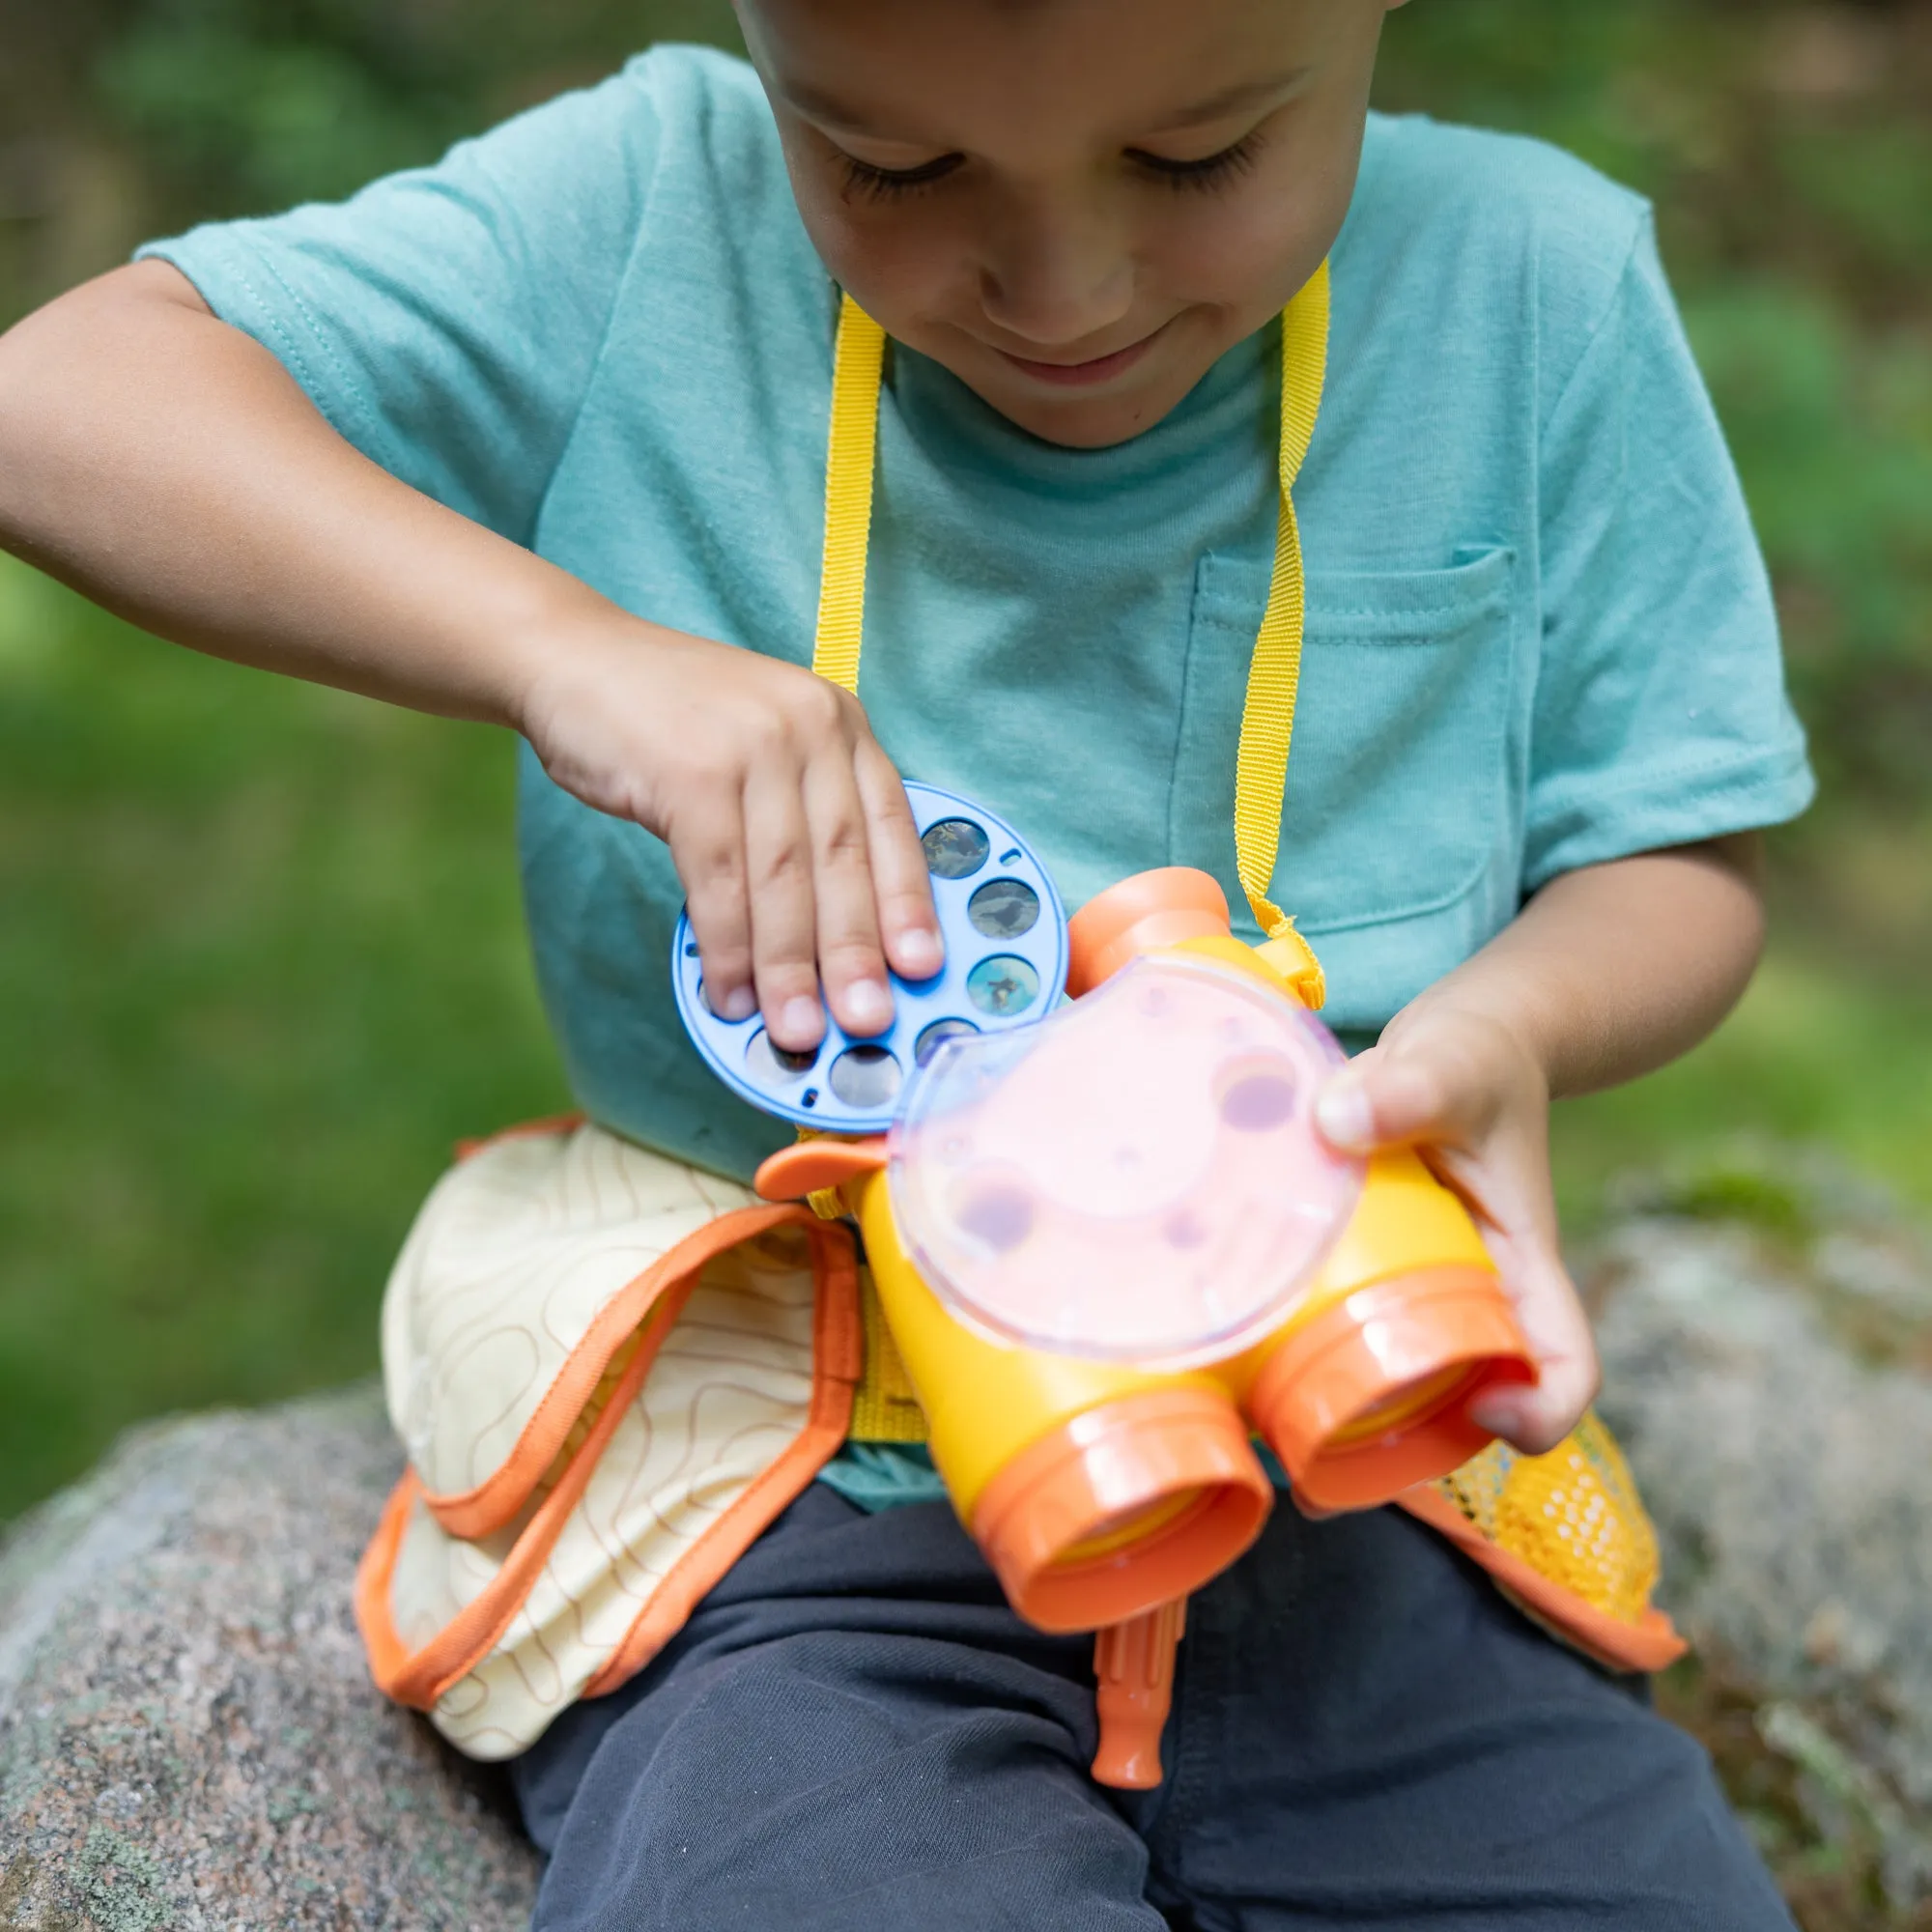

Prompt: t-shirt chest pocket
[{"left": 1168, "top": 546, "right": 1523, "bottom": 945}]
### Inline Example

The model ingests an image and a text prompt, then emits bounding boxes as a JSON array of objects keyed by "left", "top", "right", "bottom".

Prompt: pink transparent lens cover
[{"left": 888, "top": 955, "right": 1366, "bottom": 1367}]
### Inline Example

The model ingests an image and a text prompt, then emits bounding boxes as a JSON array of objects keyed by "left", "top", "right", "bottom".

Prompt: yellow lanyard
[{"left": 811, "top": 270, "right": 1331, "bottom": 973}]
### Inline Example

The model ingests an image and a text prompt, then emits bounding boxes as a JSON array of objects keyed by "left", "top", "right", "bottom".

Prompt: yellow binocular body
[{"left": 756, "top": 868, "right": 1534, "bottom": 1645}]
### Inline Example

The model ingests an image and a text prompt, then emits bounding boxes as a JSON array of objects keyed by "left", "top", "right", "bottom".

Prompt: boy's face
[{"left": 740, "top": 0, "right": 1404, "bottom": 448}]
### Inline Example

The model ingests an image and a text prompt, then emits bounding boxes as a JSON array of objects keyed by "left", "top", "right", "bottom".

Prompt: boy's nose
[{"left": 976, "top": 197, "right": 1136, "bottom": 352}]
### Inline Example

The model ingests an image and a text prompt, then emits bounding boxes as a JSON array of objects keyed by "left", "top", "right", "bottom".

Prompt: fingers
[
  {"left": 595, "top": 628, "right": 952, "bottom": 1061},
  {"left": 674, "top": 781, "right": 758, "bottom": 1025},
  {"left": 1314, "top": 1012, "right": 1535, "bottom": 1157},
  {"left": 1467, "top": 1245, "right": 1603, "bottom": 1456},
  {"left": 1459, "top": 1177, "right": 1601, "bottom": 1454},
  {"left": 740, "top": 755, "right": 833, "bottom": 1053},
  {"left": 854, "top": 739, "right": 942, "bottom": 981},
  {"left": 679, "top": 678, "right": 924, "bottom": 1055},
  {"left": 1313, "top": 1052, "right": 1447, "bottom": 1153},
  {"left": 1474, "top": 1364, "right": 1600, "bottom": 1459},
  {"left": 546, "top": 630, "right": 938, "bottom": 1052},
  {"left": 798, "top": 750, "right": 895, "bottom": 1041},
  {"left": 1310, "top": 1009, "right": 1597, "bottom": 1453}
]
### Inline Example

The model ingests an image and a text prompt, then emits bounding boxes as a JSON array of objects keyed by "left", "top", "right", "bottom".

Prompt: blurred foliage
[
  {"left": 1, "top": 7, "right": 1928, "bottom": 1923},
  {"left": 0, "top": 554, "right": 566, "bottom": 1520},
  {"left": 87, "top": 0, "right": 743, "bottom": 213}
]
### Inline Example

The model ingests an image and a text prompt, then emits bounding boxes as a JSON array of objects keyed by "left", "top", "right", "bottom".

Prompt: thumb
[{"left": 1314, "top": 1049, "right": 1458, "bottom": 1155}]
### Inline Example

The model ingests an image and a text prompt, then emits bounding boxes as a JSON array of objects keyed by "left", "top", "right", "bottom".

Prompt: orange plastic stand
[{"left": 1092, "top": 1600, "right": 1187, "bottom": 1789}]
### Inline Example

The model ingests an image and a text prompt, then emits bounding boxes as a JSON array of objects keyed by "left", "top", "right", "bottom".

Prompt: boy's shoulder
[
  {"left": 611, "top": 42, "right": 776, "bottom": 151},
  {"left": 1367, "top": 112, "right": 1647, "bottom": 213},
  {"left": 616, "top": 42, "right": 763, "bottom": 99},
  {"left": 1351, "top": 113, "right": 1656, "bottom": 346},
  {"left": 582, "top": 43, "right": 816, "bottom": 289}
]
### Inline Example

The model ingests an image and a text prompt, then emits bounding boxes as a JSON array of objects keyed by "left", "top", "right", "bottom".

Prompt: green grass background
[{"left": 2, "top": 1, "right": 1930, "bottom": 1527}]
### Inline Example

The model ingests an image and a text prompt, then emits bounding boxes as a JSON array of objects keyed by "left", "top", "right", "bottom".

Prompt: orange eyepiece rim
[
  {"left": 969, "top": 1386, "right": 1271, "bottom": 1634},
  {"left": 1252, "top": 1266, "right": 1537, "bottom": 1513}
]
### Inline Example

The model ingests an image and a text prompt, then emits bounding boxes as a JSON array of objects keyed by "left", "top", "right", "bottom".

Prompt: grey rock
[
  {"left": 1589, "top": 1172, "right": 1932, "bottom": 1911},
  {"left": 0, "top": 1385, "right": 538, "bottom": 1931}
]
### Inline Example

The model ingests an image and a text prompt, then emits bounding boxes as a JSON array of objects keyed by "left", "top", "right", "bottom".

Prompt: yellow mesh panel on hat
[{"left": 1430, "top": 1413, "right": 1661, "bottom": 1629}]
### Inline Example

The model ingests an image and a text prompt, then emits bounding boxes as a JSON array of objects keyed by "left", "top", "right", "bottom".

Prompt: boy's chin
[{"left": 955, "top": 354, "right": 1216, "bottom": 451}]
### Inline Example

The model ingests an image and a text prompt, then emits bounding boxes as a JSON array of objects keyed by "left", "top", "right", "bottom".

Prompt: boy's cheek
[
  {"left": 775, "top": 148, "right": 968, "bottom": 334},
  {"left": 1145, "top": 199, "right": 1334, "bottom": 324}
]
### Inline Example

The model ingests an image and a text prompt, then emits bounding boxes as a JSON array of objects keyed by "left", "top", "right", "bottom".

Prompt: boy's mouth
[{"left": 994, "top": 325, "right": 1165, "bottom": 388}]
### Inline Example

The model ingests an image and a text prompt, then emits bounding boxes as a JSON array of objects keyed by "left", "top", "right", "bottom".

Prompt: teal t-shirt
[{"left": 146, "top": 46, "right": 1812, "bottom": 1511}]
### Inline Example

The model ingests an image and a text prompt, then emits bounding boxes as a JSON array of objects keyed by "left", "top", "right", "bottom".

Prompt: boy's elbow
[
  {"left": 1689, "top": 831, "right": 1770, "bottom": 982},
  {"left": 0, "top": 260, "right": 211, "bottom": 398},
  {"left": 0, "top": 262, "right": 213, "bottom": 546},
  {"left": 1708, "top": 829, "right": 1769, "bottom": 937},
  {"left": 3, "top": 258, "right": 209, "bottom": 353},
  {"left": 1702, "top": 830, "right": 1767, "bottom": 896}
]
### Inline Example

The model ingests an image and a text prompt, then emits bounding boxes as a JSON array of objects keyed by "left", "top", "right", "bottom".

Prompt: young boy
[{"left": 0, "top": 1, "right": 1812, "bottom": 1924}]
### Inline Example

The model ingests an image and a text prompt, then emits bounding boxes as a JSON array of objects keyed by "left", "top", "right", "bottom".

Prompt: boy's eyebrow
[
  {"left": 780, "top": 83, "right": 921, "bottom": 139},
  {"left": 1148, "top": 71, "right": 1314, "bottom": 132},
  {"left": 783, "top": 70, "right": 1312, "bottom": 143}
]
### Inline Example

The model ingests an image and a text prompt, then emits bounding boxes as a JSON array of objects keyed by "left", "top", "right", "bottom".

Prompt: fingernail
[
  {"left": 844, "top": 980, "right": 893, "bottom": 1035},
  {"left": 714, "top": 984, "right": 756, "bottom": 1023},
  {"left": 897, "top": 928, "right": 942, "bottom": 980},
  {"left": 1315, "top": 1077, "right": 1375, "bottom": 1151},
  {"left": 780, "top": 996, "right": 824, "bottom": 1045},
  {"left": 1466, "top": 1395, "right": 1517, "bottom": 1438}
]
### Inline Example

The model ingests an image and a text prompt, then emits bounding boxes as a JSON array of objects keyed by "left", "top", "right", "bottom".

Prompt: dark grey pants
[{"left": 510, "top": 1485, "right": 1793, "bottom": 1930}]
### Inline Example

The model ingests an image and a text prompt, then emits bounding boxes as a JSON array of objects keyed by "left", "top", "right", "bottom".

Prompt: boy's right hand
[{"left": 516, "top": 618, "right": 943, "bottom": 1054}]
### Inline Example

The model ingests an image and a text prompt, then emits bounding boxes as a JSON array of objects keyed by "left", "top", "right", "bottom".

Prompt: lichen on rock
[
  {"left": 1589, "top": 1150, "right": 1932, "bottom": 1924},
  {"left": 0, "top": 1385, "right": 536, "bottom": 1931}
]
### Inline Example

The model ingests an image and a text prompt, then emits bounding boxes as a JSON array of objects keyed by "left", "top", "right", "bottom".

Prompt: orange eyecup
[
  {"left": 969, "top": 1387, "right": 1271, "bottom": 1634},
  {"left": 1066, "top": 868, "right": 1233, "bottom": 997},
  {"left": 1250, "top": 1266, "right": 1538, "bottom": 1513}
]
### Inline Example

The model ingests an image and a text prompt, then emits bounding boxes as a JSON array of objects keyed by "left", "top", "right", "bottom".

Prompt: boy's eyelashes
[
  {"left": 841, "top": 151, "right": 967, "bottom": 202},
  {"left": 836, "top": 131, "right": 1268, "bottom": 203},
  {"left": 1127, "top": 130, "right": 1266, "bottom": 192}
]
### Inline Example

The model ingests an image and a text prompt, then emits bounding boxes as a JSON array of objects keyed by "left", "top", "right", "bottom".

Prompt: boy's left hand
[{"left": 1312, "top": 1005, "right": 1599, "bottom": 1459}]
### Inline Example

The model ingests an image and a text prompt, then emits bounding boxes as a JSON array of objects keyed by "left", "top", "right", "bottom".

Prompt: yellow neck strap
[{"left": 811, "top": 270, "right": 1330, "bottom": 956}]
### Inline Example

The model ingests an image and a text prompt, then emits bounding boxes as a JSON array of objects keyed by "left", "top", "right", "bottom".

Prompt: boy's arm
[
  {"left": 0, "top": 264, "right": 590, "bottom": 724},
  {"left": 1316, "top": 834, "right": 1767, "bottom": 1455},
  {"left": 0, "top": 263, "right": 940, "bottom": 1049}
]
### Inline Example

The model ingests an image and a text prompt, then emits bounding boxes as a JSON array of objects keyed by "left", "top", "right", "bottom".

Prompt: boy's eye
[
  {"left": 836, "top": 128, "right": 1267, "bottom": 203},
  {"left": 1127, "top": 131, "right": 1266, "bottom": 192},
  {"left": 841, "top": 152, "right": 965, "bottom": 202}
]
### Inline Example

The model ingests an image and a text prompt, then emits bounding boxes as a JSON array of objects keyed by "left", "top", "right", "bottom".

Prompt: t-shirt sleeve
[
  {"left": 138, "top": 60, "right": 662, "bottom": 546},
  {"left": 1524, "top": 213, "right": 1815, "bottom": 890}
]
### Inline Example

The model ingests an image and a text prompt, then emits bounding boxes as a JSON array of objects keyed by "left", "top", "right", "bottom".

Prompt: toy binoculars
[{"left": 756, "top": 868, "right": 1536, "bottom": 1648}]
